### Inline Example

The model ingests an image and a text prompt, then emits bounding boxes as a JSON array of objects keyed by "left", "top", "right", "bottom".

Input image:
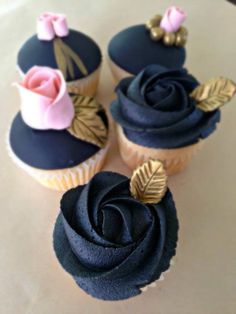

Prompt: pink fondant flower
[
  {"left": 37, "top": 12, "right": 69, "bottom": 41},
  {"left": 15, "top": 66, "right": 74, "bottom": 130},
  {"left": 160, "top": 6, "right": 186, "bottom": 33}
]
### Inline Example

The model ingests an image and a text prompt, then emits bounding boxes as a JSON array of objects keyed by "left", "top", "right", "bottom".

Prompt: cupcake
[
  {"left": 7, "top": 66, "right": 109, "bottom": 191},
  {"left": 17, "top": 12, "right": 102, "bottom": 96},
  {"left": 108, "top": 6, "right": 187, "bottom": 83},
  {"left": 111, "top": 65, "right": 236, "bottom": 175},
  {"left": 53, "top": 159, "right": 179, "bottom": 300}
]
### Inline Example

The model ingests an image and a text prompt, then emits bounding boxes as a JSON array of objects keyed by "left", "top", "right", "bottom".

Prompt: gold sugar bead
[
  {"left": 175, "top": 34, "right": 183, "bottom": 46},
  {"left": 146, "top": 19, "right": 154, "bottom": 29},
  {"left": 163, "top": 32, "right": 176, "bottom": 46},
  {"left": 150, "top": 27, "right": 165, "bottom": 41},
  {"left": 175, "top": 34, "right": 187, "bottom": 47},
  {"left": 178, "top": 26, "right": 188, "bottom": 36},
  {"left": 152, "top": 14, "right": 162, "bottom": 24},
  {"left": 146, "top": 14, "right": 162, "bottom": 29}
]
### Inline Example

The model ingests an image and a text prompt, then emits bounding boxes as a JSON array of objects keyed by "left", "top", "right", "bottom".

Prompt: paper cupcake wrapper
[
  {"left": 107, "top": 56, "right": 132, "bottom": 84},
  {"left": 117, "top": 125, "right": 203, "bottom": 175},
  {"left": 17, "top": 65, "right": 101, "bottom": 97},
  {"left": 7, "top": 134, "right": 110, "bottom": 191},
  {"left": 140, "top": 259, "right": 175, "bottom": 292},
  {"left": 66, "top": 65, "right": 101, "bottom": 96}
]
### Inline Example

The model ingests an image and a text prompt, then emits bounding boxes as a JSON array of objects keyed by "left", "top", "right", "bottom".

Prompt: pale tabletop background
[{"left": 1, "top": 0, "right": 236, "bottom": 313}]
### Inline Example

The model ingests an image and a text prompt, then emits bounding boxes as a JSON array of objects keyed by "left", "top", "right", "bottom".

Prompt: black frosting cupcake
[
  {"left": 108, "top": 6, "right": 188, "bottom": 83},
  {"left": 17, "top": 12, "right": 102, "bottom": 96},
  {"left": 53, "top": 159, "right": 179, "bottom": 300},
  {"left": 111, "top": 65, "right": 220, "bottom": 149},
  {"left": 110, "top": 64, "right": 235, "bottom": 174}
]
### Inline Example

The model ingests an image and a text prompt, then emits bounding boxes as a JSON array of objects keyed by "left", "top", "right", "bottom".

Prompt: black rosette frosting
[
  {"left": 111, "top": 65, "right": 221, "bottom": 149},
  {"left": 53, "top": 171, "right": 178, "bottom": 301}
]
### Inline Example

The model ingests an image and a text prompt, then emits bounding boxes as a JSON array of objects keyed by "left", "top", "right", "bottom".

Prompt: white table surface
[{"left": 1, "top": 0, "right": 236, "bottom": 313}]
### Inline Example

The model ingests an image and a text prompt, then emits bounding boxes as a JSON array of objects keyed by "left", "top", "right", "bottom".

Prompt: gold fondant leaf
[
  {"left": 67, "top": 96, "right": 107, "bottom": 148},
  {"left": 53, "top": 39, "right": 67, "bottom": 77},
  {"left": 53, "top": 38, "right": 88, "bottom": 80},
  {"left": 65, "top": 53, "right": 75, "bottom": 79},
  {"left": 190, "top": 77, "right": 236, "bottom": 112},
  {"left": 130, "top": 159, "right": 167, "bottom": 204},
  {"left": 71, "top": 95, "right": 102, "bottom": 113},
  {"left": 59, "top": 39, "right": 88, "bottom": 76}
]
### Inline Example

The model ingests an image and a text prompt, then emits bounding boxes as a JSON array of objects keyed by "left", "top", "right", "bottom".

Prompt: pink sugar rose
[
  {"left": 15, "top": 66, "right": 74, "bottom": 130},
  {"left": 160, "top": 6, "right": 187, "bottom": 33}
]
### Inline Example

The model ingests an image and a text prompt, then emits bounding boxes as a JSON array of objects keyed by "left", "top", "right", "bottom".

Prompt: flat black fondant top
[
  {"left": 108, "top": 24, "right": 186, "bottom": 74},
  {"left": 9, "top": 111, "right": 108, "bottom": 170},
  {"left": 17, "top": 29, "right": 102, "bottom": 81}
]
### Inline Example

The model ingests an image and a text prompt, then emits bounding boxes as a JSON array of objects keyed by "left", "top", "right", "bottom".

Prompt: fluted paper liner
[
  {"left": 117, "top": 125, "right": 203, "bottom": 175},
  {"left": 141, "top": 259, "right": 175, "bottom": 293},
  {"left": 107, "top": 57, "right": 132, "bottom": 84},
  {"left": 7, "top": 135, "right": 109, "bottom": 191},
  {"left": 66, "top": 66, "right": 101, "bottom": 96},
  {"left": 17, "top": 65, "right": 101, "bottom": 97}
]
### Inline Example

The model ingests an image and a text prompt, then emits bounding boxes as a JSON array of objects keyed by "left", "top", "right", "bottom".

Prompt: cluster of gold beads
[{"left": 146, "top": 15, "right": 188, "bottom": 47}]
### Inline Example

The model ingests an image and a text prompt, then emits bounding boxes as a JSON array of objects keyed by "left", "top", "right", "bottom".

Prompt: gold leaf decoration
[
  {"left": 53, "top": 38, "right": 67, "bottom": 77},
  {"left": 71, "top": 95, "right": 102, "bottom": 113},
  {"left": 130, "top": 159, "right": 167, "bottom": 204},
  {"left": 190, "top": 77, "right": 236, "bottom": 112},
  {"left": 53, "top": 38, "right": 88, "bottom": 80},
  {"left": 59, "top": 39, "right": 88, "bottom": 76},
  {"left": 67, "top": 95, "right": 107, "bottom": 148}
]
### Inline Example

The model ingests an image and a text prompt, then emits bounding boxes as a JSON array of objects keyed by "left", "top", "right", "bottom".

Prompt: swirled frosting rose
[
  {"left": 15, "top": 66, "right": 74, "bottom": 130},
  {"left": 111, "top": 65, "right": 221, "bottom": 148},
  {"left": 53, "top": 171, "right": 178, "bottom": 300}
]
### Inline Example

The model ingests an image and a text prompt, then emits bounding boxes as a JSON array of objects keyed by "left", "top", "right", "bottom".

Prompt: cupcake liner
[
  {"left": 140, "top": 259, "right": 175, "bottom": 292},
  {"left": 117, "top": 125, "right": 203, "bottom": 175},
  {"left": 107, "top": 56, "right": 132, "bottom": 84},
  {"left": 66, "top": 65, "right": 101, "bottom": 96},
  {"left": 17, "top": 65, "right": 101, "bottom": 97},
  {"left": 7, "top": 134, "right": 110, "bottom": 191}
]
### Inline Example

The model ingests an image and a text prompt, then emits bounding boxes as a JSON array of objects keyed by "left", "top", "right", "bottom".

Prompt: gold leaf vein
[
  {"left": 67, "top": 95, "right": 108, "bottom": 148},
  {"left": 53, "top": 38, "right": 88, "bottom": 80},
  {"left": 130, "top": 159, "right": 167, "bottom": 204},
  {"left": 190, "top": 77, "right": 236, "bottom": 112}
]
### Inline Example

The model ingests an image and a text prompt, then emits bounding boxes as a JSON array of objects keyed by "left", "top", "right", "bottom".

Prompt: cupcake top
[
  {"left": 108, "top": 6, "right": 187, "bottom": 73},
  {"left": 53, "top": 159, "right": 179, "bottom": 300},
  {"left": 9, "top": 66, "right": 108, "bottom": 170},
  {"left": 17, "top": 12, "right": 102, "bottom": 82},
  {"left": 111, "top": 65, "right": 236, "bottom": 149}
]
